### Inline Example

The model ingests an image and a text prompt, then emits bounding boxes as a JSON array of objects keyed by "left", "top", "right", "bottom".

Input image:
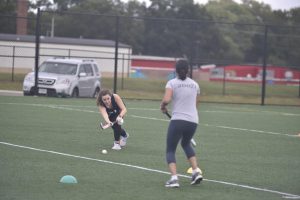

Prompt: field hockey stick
[
  {"left": 190, "top": 137, "right": 197, "bottom": 147},
  {"left": 100, "top": 120, "right": 117, "bottom": 130},
  {"left": 164, "top": 111, "right": 197, "bottom": 147},
  {"left": 165, "top": 111, "right": 172, "bottom": 119}
]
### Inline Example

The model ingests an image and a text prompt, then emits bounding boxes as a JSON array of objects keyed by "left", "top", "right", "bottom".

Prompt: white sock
[
  {"left": 192, "top": 168, "right": 201, "bottom": 175},
  {"left": 171, "top": 175, "right": 178, "bottom": 180}
]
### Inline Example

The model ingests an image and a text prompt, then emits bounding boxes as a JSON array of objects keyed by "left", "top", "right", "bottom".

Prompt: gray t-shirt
[{"left": 166, "top": 77, "right": 200, "bottom": 124}]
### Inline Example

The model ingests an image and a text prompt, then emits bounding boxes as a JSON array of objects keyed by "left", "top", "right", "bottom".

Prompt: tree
[
  {"left": 205, "top": 0, "right": 255, "bottom": 63},
  {"left": 5, "top": 0, "right": 299, "bottom": 68},
  {"left": 119, "top": 1, "right": 147, "bottom": 54},
  {"left": 0, "top": 0, "right": 17, "bottom": 34}
]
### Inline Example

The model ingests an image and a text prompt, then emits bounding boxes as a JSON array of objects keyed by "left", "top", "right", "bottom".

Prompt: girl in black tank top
[
  {"left": 97, "top": 89, "right": 128, "bottom": 150},
  {"left": 104, "top": 94, "right": 121, "bottom": 122}
]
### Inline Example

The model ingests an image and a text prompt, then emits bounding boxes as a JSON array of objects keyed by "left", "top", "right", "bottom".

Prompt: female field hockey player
[
  {"left": 160, "top": 59, "right": 203, "bottom": 188},
  {"left": 97, "top": 89, "right": 129, "bottom": 150}
]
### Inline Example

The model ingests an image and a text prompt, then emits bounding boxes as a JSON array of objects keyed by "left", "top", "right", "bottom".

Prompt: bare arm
[
  {"left": 160, "top": 88, "right": 173, "bottom": 113},
  {"left": 196, "top": 94, "right": 200, "bottom": 108},
  {"left": 113, "top": 94, "right": 127, "bottom": 118},
  {"left": 98, "top": 106, "right": 111, "bottom": 124}
]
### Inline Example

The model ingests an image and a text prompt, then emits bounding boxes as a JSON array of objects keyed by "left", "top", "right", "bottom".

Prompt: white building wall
[{"left": 0, "top": 40, "right": 131, "bottom": 75}]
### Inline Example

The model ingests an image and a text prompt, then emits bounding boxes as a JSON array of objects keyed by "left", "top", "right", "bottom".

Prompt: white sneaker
[
  {"left": 165, "top": 179, "right": 180, "bottom": 188},
  {"left": 191, "top": 169, "right": 203, "bottom": 185},
  {"left": 112, "top": 142, "right": 121, "bottom": 150},
  {"left": 120, "top": 133, "right": 129, "bottom": 147}
]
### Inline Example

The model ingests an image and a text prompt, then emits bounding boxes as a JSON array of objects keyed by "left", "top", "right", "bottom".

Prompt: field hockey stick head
[
  {"left": 100, "top": 121, "right": 114, "bottom": 130},
  {"left": 191, "top": 138, "right": 197, "bottom": 147}
]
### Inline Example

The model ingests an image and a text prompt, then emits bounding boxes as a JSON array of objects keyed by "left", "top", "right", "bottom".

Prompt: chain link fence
[{"left": 0, "top": 11, "right": 299, "bottom": 105}]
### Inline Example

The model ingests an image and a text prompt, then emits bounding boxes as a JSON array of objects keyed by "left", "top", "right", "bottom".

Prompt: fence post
[
  {"left": 113, "top": 15, "right": 120, "bottom": 94},
  {"left": 127, "top": 48, "right": 131, "bottom": 78},
  {"left": 34, "top": 8, "right": 41, "bottom": 95},
  {"left": 121, "top": 53, "right": 124, "bottom": 90},
  {"left": 222, "top": 66, "right": 226, "bottom": 95},
  {"left": 11, "top": 46, "right": 15, "bottom": 81},
  {"left": 298, "top": 77, "right": 300, "bottom": 98},
  {"left": 261, "top": 25, "right": 268, "bottom": 106},
  {"left": 189, "top": 59, "right": 193, "bottom": 79}
]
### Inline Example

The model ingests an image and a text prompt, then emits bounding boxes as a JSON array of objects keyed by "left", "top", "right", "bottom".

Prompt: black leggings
[
  {"left": 112, "top": 123, "right": 127, "bottom": 141},
  {"left": 166, "top": 120, "right": 197, "bottom": 164}
]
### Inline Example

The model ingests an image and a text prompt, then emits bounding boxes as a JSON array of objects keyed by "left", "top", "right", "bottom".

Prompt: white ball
[
  {"left": 102, "top": 149, "right": 107, "bottom": 154},
  {"left": 117, "top": 118, "right": 124, "bottom": 125}
]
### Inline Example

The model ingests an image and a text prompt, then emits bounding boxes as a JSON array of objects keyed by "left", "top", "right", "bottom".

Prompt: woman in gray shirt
[{"left": 160, "top": 59, "right": 203, "bottom": 188}]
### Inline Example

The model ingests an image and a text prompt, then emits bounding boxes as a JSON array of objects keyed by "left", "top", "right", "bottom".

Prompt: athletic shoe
[
  {"left": 165, "top": 179, "right": 180, "bottom": 188},
  {"left": 120, "top": 133, "right": 129, "bottom": 147},
  {"left": 191, "top": 171, "right": 203, "bottom": 185},
  {"left": 112, "top": 142, "right": 121, "bottom": 150}
]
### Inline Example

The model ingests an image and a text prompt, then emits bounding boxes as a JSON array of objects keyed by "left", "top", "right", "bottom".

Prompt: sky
[
  {"left": 122, "top": 0, "right": 300, "bottom": 10},
  {"left": 254, "top": 0, "right": 300, "bottom": 10}
]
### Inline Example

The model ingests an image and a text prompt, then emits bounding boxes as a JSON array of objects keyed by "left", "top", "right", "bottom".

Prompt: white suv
[{"left": 23, "top": 58, "right": 101, "bottom": 98}]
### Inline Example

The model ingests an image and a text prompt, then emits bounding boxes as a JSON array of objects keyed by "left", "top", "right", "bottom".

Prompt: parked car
[{"left": 23, "top": 58, "right": 101, "bottom": 98}]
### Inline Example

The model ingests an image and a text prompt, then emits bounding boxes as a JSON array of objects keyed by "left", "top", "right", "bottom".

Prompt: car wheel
[
  {"left": 23, "top": 91, "right": 33, "bottom": 96},
  {"left": 71, "top": 87, "right": 79, "bottom": 98},
  {"left": 93, "top": 87, "right": 100, "bottom": 98}
]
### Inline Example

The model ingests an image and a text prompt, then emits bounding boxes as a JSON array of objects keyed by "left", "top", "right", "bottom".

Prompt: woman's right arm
[
  {"left": 98, "top": 106, "right": 110, "bottom": 124},
  {"left": 160, "top": 88, "right": 173, "bottom": 113}
]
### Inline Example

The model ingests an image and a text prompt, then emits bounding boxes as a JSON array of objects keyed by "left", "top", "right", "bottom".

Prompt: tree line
[{"left": 1, "top": 0, "right": 300, "bottom": 68}]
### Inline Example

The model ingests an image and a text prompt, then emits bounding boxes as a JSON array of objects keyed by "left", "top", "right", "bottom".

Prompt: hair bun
[{"left": 175, "top": 59, "right": 189, "bottom": 80}]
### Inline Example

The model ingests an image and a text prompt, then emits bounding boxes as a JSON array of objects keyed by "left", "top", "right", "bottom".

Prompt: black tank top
[{"left": 104, "top": 94, "right": 120, "bottom": 121}]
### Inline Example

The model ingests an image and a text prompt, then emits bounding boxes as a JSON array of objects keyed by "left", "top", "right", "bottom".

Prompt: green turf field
[{"left": 0, "top": 96, "right": 299, "bottom": 200}]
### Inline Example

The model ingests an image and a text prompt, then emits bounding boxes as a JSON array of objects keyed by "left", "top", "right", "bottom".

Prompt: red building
[
  {"left": 131, "top": 55, "right": 176, "bottom": 70},
  {"left": 130, "top": 55, "right": 177, "bottom": 79},
  {"left": 211, "top": 65, "right": 300, "bottom": 85},
  {"left": 130, "top": 55, "right": 300, "bottom": 84}
]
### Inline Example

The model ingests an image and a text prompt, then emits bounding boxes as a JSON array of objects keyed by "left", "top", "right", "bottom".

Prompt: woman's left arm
[{"left": 114, "top": 94, "right": 127, "bottom": 118}]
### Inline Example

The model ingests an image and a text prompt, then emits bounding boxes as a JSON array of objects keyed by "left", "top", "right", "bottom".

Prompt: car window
[
  {"left": 83, "top": 64, "right": 94, "bottom": 76},
  {"left": 79, "top": 65, "right": 85, "bottom": 74},
  {"left": 39, "top": 62, "right": 77, "bottom": 75},
  {"left": 93, "top": 64, "right": 101, "bottom": 76},
  {"left": 93, "top": 64, "right": 99, "bottom": 73}
]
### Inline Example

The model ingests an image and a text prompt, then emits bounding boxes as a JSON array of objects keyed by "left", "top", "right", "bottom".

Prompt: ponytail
[{"left": 175, "top": 59, "right": 189, "bottom": 80}]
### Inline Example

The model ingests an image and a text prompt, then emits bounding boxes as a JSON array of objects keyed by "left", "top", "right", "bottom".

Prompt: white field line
[
  {"left": 130, "top": 115, "right": 298, "bottom": 138},
  {"left": 282, "top": 196, "right": 300, "bottom": 199},
  {"left": 129, "top": 106, "right": 300, "bottom": 117},
  {"left": 130, "top": 114, "right": 169, "bottom": 122},
  {"left": 203, "top": 110, "right": 300, "bottom": 117},
  {"left": 205, "top": 105, "right": 300, "bottom": 117},
  {"left": 200, "top": 123, "right": 298, "bottom": 137},
  {"left": 0, "top": 102, "right": 298, "bottom": 138},
  {"left": 1, "top": 102, "right": 300, "bottom": 116},
  {"left": 0, "top": 141, "right": 299, "bottom": 199}
]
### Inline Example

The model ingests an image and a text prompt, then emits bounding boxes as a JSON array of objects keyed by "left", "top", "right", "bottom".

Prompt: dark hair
[
  {"left": 96, "top": 89, "right": 112, "bottom": 106},
  {"left": 175, "top": 59, "right": 189, "bottom": 80}
]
